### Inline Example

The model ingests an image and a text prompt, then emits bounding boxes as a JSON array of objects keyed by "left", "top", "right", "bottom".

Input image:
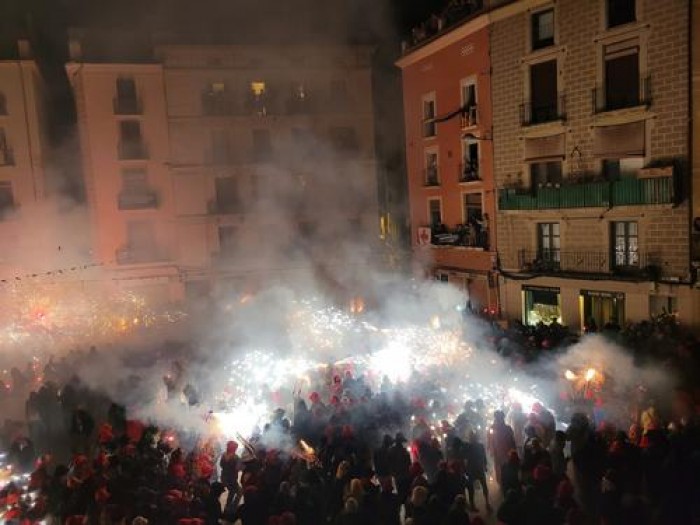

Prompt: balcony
[
  {"left": 423, "top": 167, "right": 440, "bottom": 187},
  {"left": 459, "top": 162, "right": 480, "bottom": 183},
  {"left": 207, "top": 199, "right": 240, "bottom": 215},
  {"left": 118, "top": 142, "right": 148, "bottom": 160},
  {"left": 0, "top": 147, "right": 14, "bottom": 166},
  {"left": 460, "top": 105, "right": 478, "bottom": 129},
  {"left": 499, "top": 175, "right": 675, "bottom": 210},
  {"left": 518, "top": 249, "right": 661, "bottom": 279},
  {"left": 115, "top": 246, "right": 167, "bottom": 265},
  {"left": 520, "top": 95, "right": 566, "bottom": 126},
  {"left": 201, "top": 93, "right": 237, "bottom": 116},
  {"left": 118, "top": 190, "right": 158, "bottom": 210},
  {"left": 113, "top": 97, "right": 142, "bottom": 115},
  {"left": 430, "top": 224, "right": 488, "bottom": 249},
  {"left": 592, "top": 76, "right": 652, "bottom": 113}
]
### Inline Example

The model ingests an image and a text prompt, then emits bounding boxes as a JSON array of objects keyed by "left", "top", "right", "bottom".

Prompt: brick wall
[{"left": 492, "top": 0, "right": 690, "bottom": 280}]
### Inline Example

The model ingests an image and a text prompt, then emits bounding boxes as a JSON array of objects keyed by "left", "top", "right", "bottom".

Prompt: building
[
  {"left": 0, "top": 39, "right": 50, "bottom": 278},
  {"left": 67, "top": 35, "right": 380, "bottom": 303},
  {"left": 396, "top": 4, "right": 499, "bottom": 313},
  {"left": 490, "top": 0, "right": 694, "bottom": 330}
]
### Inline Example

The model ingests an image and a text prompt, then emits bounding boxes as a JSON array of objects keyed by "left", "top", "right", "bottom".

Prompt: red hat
[
  {"left": 170, "top": 463, "right": 186, "bottom": 479},
  {"left": 98, "top": 423, "right": 114, "bottom": 444},
  {"left": 309, "top": 391, "right": 320, "bottom": 402}
]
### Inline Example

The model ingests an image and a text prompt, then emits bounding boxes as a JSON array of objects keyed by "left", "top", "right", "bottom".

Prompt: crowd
[{"left": 0, "top": 312, "right": 699, "bottom": 525}]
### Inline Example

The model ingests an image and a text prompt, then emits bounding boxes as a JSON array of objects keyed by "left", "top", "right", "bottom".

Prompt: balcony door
[
  {"left": 612, "top": 221, "right": 638, "bottom": 267},
  {"left": 537, "top": 222, "right": 560, "bottom": 267}
]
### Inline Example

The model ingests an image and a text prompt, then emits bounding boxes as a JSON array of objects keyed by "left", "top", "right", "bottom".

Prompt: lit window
[{"left": 251, "top": 81, "right": 266, "bottom": 96}]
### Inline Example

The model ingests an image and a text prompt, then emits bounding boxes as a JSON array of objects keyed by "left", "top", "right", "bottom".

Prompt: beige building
[
  {"left": 67, "top": 37, "right": 380, "bottom": 302},
  {"left": 489, "top": 0, "right": 696, "bottom": 330},
  {"left": 0, "top": 40, "right": 50, "bottom": 278}
]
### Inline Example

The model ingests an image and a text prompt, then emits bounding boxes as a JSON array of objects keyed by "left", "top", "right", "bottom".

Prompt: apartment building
[
  {"left": 491, "top": 0, "right": 695, "bottom": 329},
  {"left": 67, "top": 36, "right": 380, "bottom": 301},
  {"left": 397, "top": 6, "right": 498, "bottom": 312},
  {"left": 0, "top": 40, "right": 50, "bottom": 278}
]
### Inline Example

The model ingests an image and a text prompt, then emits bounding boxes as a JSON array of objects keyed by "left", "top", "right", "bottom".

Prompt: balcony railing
[
  {"left": 0, "top": 147, "right": 14, "bottom": 166},
  {"left": 201, "top": 93, "right": 237, "bottom": 116},
  {"left": 113, "top": 97, "right": 142, "bottom": 115},
  {"left": 460, "top": 105, "right": 478, "bottom": 128},
  {"left": 592, "top": 76, "right": 652, "bottom": 113},
  {"left": 430, "top": 224, "right": 488, "bottom": 249},
  {"left": 499, "top": 176, "right": 674, "bottom": 210},
  {"left": 207, "top": 199, "right": 241, "bottom": 215},
  {"left": 118, "top": 142, "right": 148, "bottom": 160},
  {"left": 518, "top": 249, "right": 661, "bottom": 278},
  {"left": 520, "top": 95, "right": 567, "bottom": 126},
  {"left": 423, "top": 167, "right": 440, "bottom": 186},
  {"left": 118, "top": 190, "right": 158, "bottom": 210},
  {"left": 115, "top": 246, "right": 167, "bottom": 265},
  {"left": 459, "top": 162, "right": 480, "bottom": 183}
]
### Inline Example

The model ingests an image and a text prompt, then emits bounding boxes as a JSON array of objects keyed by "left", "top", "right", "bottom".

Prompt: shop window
[
  {"left": 523, "top": 286, "right": 561, "bottom": 325},
  {"left": 580, "top": 290, "right": 625, "bottom": 331}
]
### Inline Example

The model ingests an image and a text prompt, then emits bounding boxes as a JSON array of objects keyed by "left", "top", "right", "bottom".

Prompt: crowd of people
[{"left": 0, "top": 311, "right": 699, "bottom": 524}]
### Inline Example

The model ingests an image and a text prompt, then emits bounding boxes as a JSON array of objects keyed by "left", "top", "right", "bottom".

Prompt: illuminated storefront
[{"left": 523, "top": 285, "right": 561, "bottom": 325}]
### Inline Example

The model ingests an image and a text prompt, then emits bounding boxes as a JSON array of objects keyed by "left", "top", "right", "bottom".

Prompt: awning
[
  {"left": 593, "top": 121, "right": 645, "bottom": 158},
  {"left": 523, "top": 133, "right": 566, "bottom": 162}
]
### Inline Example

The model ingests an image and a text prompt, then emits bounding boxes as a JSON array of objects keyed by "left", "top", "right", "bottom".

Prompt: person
[
  {"left": 334, "top": 497, "right": 363, "bottom": 525},
  {"left": 374, "top": 434, "right": 393, "bottom": 477},
  {"left": 220, "top": 441, "right": 240, "bottom": 508},
  {"left": 388, "top": 433, "right": 411, "bottom": 505},
  {"left": 463, "top": 431, "right": 491, "bottom": 512},
  {"left": 69, "top": 406, "right": 95, "bottom": 456},
  {"left": 404, "top": 486, "right": 429, "bottom": 525},
  {"left": 442, "top": 494, "right": 471, "bottom": 525},
  {"left": 377, "top": 477, "right": 400, "bottom": 525},
  {"left": 487, "top": 410, "right": 515, "bottom": 485}
]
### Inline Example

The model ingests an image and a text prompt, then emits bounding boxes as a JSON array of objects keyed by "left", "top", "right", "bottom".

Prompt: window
[
  {"left": 581, "top": 290, "right": 625, "bottom": 330},
  {"left": 118, "top": 121, "right": 145, "bottom": 159},
  {"left": 461, "top": 138, "right": 479, "bottom": 181},
  {"left": 428, "top": 198, "right": 442, "bottom": 227},
  {"left": 607, "top": 0, "right": 635, "bottom": 28},
  {"left": 214, "top": 176, "right": 239, "bottom": 214},
  {"left": 212, "top": 129, "right": 230, "bottom": 164},
  {"left": 329, "top": 127, "right": 359, "bottom": 154},
  {"left": 202, "top": 82, "right": 231, "bottom": 115},
  {"left": 523, "top": 286, "right": 561, "bottom": 325},
  {"left": 121, "top": 168, "right": 148, "bottom": 193},
  {"left": 537, "top": 223, "right": 560, "bottom": 266},
  {"left": 249, "top": 81, "right": 269, "bottom": 115},
  {"left": 604, "top": 41, "right": 641, "bottom": 110},
  {"left": 530, "top": 161, "right": 562, "bottom": 187},
  {"left": 612, "top": 221, "right": 638, "bottom": 267},
  {"left": 436, "top": 273, "right": 449, "bottom": 283},
  {"left": 422, "top": 94, "right": 436, "bottom": 138},
  {"left": 115, "top": 77, "right": 139, "bottom": 114},
  {"left": 529, "top": 60, "right": 558, "bottom": 124},
  {"left": 0, "top": 181, "right": 14, "bottom": 216},
  {"left": 0, "top": 92, "right": 6, "bottom": 115},
  {"left": 218, "top": 225, "right": 239, "bottom": 253},
  {"left": 0, "top": 128, "right": 12, "bottom": 165},
  {"left": 531, "top": 8, "right": 555, "bottom": 50},
  {"left": 602, "top": 157, "right": 644, "bottom": 180},
  {"left": 649, "top": 295, "right": 678, "bottom": 317},
  {"left": 252, "top": 129, "right": 272, "bottom": 161},
  {"left": 463, "top": 192, "right": 483, "bottom": 224},
  {"left": 424, "top": 150, "right": 439, "bottom": 185},
  {"left": 460, "top": 79, "right": 477, "bottom": 127}
]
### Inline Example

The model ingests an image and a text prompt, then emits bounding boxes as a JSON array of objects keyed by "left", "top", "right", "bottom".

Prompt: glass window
[
  {"left": 0, "top": 180, "right": 14, "bottom": 215},
  {"left": 530, "top": 161, "right": 562, "bottom": 187},
  {"left": 120, "top": 120, "right": 142, "bottom": 143},
  {"left": 529, "top": 60, "right": 558, "bottom": 124},
  {"left": 428, "top": 198, "right": 442, "bottom": 227},
  {"left": 612, "top": 221, "right": 639, "bottom": 267},
  {"left": 523, "top": 286, "right": 561, "bottom": 325},
  {"left": 461, "top": 139, "right": 479, "bottom": 181},
  {"left": 605, "top": 47, "right": 640, "bottom": 110},
  {"left": 537, "top": 223, "right": 561, "bottom": 267},
  {"left": 425, "top": 151, "right": 439, "bottom": 185},
  {"left": 607, "top": 0, "right": 635, "bottom": 28},
  {"left": 423, "top": 96, "right": 436, "bottom": 138},
  {"left": 116, "top": 77, "right": 137, "bottom": 100},
  {"left": 581, "top": 291, "right": 625, "bottom": 330},
  {"left": 532, "top": 8, "right": 555, "bottom": 50},
  {"left": 463, "top": 192, "right": 483, "bottom": 225},
  {"left": 0, "top": 128, "right": 11, "bottom": 166}
]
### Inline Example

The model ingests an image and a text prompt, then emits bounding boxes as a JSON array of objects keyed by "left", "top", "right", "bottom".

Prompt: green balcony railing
[{"left": 499, "top": 176, "right": 674, "bottom": 210}]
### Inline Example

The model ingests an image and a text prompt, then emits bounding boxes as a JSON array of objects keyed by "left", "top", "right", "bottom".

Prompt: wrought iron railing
[
  {"left": 520, "top": 95, "right": 567, "bottom": 126},
  {"left": 592, "top": 76, "right": 652, "bottom": 113},
  {"left": 518, "top": 249, "right": 661, "bottom": 278}
]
